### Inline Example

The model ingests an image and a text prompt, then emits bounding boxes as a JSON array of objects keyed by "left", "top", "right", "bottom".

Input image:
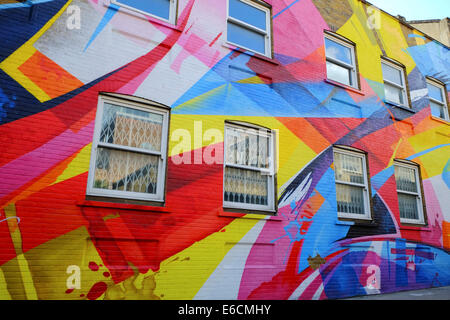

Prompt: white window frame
[
  {"left": 426, "top": 78, "right": 449, "bottom": 121},
  {"left": 381, "top": 59, "right": 410, "bottom": 108},
  {"left": 333, "top": 147, "right": 371, "bottom": 220},
  {"left": 223, "top": 122, "right": 276, "bottom": 213},
  {"left": 226, "top": 0, "right": 272, "bottom": 58},
  {"left": 111, "top": 0, "right": 178, "bottom": 25},
  {"left": 86, "top": 95, "right": 169, "bottom": 202},
  {"left": 324, "top": 33, "right": 358, "bottom": 89},
  {"left": 394, "top": 161, "right": 426, "bottom": 225}
]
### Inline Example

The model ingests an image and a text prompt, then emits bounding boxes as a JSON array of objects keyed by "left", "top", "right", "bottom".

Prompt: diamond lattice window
[
  {"left": 223, "top": 123, "right": 276, "bottom": 212},
  {"left": 87, "top": 96, "right": 169, "bottom": 202}
]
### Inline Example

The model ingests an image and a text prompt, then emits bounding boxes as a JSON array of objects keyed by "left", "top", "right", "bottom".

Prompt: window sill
[
  {"left": 430, "top": 115, "right": 450, "bottom": 125},
  {"left": 222, "top": 42, "right": 279, "bottom": 66},
  {"left": 220, "top": 208, "right": 282, "bottom": 221},
  {"left": 384, "top": 101, "right": 415, "bottom": 113},
  {"left": 77, "top": 199, "right": 169, "bottom": 213},
  {"left": 324, "top": 79, "right": 365, "bottom": 96},
  {"left": 336, "top": 218, "right": 377, "bottom": 227}
]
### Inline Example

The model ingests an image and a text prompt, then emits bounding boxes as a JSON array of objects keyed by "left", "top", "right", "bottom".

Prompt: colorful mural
[{"left": 0, "top": 0, "right": 449, "bottom": 300}]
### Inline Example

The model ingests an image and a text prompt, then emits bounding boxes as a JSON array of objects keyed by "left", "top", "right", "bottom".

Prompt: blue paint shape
[
  {"left": 406, "top": 144, "right": 450, "bottom": 161},
  {"left": 83, "top": 3, "right": 120, "bottom": 52},
  {"left": 273, "top": 0, "right": 301, "bottom": 19},
  {"left": 443, "top": 159, "right": 450, "bottom": 189}
]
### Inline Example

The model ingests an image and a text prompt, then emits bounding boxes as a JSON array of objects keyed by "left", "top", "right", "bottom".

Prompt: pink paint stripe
[
  {"left": 0, "top": 121, "right": 94, "bottom": 201},
  {"left": 298, "top": 271, "right": 323, "bottom": 300}
]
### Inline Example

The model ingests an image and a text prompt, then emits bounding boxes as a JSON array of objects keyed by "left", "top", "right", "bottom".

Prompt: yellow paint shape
[
  {"left": 151, "top": 215, "right": 262, "bottom": 299},
  {"left": 4, "top": 204, "right": 38, "bottom": 300},
  {"left": 235, "top": 76, "right": 267, "bottom": 84},
  {"left": 0, "top": 268, "right": 11, "bottom": 300},
  {"left": 0, "top": 1, "right": 73, "bottom": 102},
  {"left": 339, "top": 0, "right": 384, "bottom": 83},
  {"left": 388, "top": 138, "right": 403, "bottom": 167},
  {"left": 411, "top": 30, "right": 426, "bottom": 46},
  {"left": 52, "top": 143, "right": 92, "bottom": 185},
  {"left": 19, "top": 226, "right": 112, "bottom": 299},
  {"left": 376, "top": 11, "right": 416, "bottom": 73},
  {"left": 172, "top": 84, "right": 227, "bottom": 113},
  {"left": 407, "top": 125, "right": 450, "bottom": 179}
]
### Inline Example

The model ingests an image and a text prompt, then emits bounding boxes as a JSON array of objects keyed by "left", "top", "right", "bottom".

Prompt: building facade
[
  {"left": 408, "top": 18, "right": 450, "bottom": 48},
  {"left": 0, "top": 0, "right": 449, "bottom": 300}
]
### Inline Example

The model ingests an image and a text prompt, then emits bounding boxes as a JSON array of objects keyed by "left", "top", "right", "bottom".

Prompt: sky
[{"left": 367, "top": 0, "right": 450, "bottom": 21}]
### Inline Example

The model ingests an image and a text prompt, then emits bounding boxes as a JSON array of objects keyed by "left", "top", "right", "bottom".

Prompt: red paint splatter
[
  {"left": 103, "top": 272, "right": 110, "bottom": 278},
  {"left": 80, "top": 294, "right": 85, "bottom": 297},
  {"left": 209, "top": 32, "right": 222, "bottom": 47},
  {"left": 87, "top": 282, "right": 108, "bottom": 300},
  {"left": 88, "top": 261, "right": 99, "bottom": 271},
  {"left": 65, "top": 288, "right": 74, "bottom": 294}
]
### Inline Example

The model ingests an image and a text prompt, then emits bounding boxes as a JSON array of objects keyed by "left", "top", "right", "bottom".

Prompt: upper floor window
[
  {"left": 223, "top": 122, "right": 276, "bottom": 212},
  {"left": 333, "top": 147, "right": 371, "bottom": 220},
  {"left": 324, "top": 33, "right": 358, "bottom": 89},
  {"left": 112, "top": 0, "right": 177, "bottom": 24},
  {"left": 86, "top": 95, "right": 169, "bottom": 202},
  {"left": 381, "top": 58, "right": 409, "bottom": 108},
  {"left": 394, "top": 161, "right": 426, "bottom": 225},
  {"left": 426, "top": 78, "right": 449, "bottom": 121},
  {"left": 227, "top": 0, "right": 272, "bottom": 57}
]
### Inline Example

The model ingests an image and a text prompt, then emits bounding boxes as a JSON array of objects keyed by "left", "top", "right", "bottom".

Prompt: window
[
  {"left": 381, "top": 59, "right": 409, "bottom": 108},
  {"left": 223, "top": 122, "right": 276, "bottom": 212},
  {"left": 227, "top": 0, "right": 272, "bottom": 57},
  {"left": 324, "top": 33, "right": 358, "bottom": 88},
  {"left": 112, "top": 0, "right": 177, "bottom": 24},
  {"left": 333, "top": 147, "right": 371, "bottom": 220},
  {"left": 394, "top": 161, "right": 426, "bottom": 225},
  {"left": 426, "top": 78, "right": 449, "bottom": 121},
  {"left": 86, "top": 95, "right": 169, "bottom": 202}
]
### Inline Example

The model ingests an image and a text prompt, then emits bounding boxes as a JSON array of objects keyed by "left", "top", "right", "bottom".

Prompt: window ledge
[
  {"left": 400, "top": 224, "right": 431, "bottom": 232},
  {"left": 430, "top": 115, "right": 450, "bottom": 125},
  {"left": 336, "top": 218, "right": 378, "bottom": 227},
  {"left": 222, "top": 42, "right": 279, "bottom": 66},
  {"left": 384, "top": 101, "right": 415, "bottom": 113},
  {"left": 324, "top": 79, "right": 365, "bottom": 96},
  {"left": 77, "top": 200, "right": 170, "bottom": 213},
  {"left": 220, "top": 209, "right": 282, "bottom": 221}
]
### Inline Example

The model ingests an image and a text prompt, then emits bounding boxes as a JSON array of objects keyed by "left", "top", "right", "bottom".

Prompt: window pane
[
  {"left": 229, "top": 0, "right": 267, "bottom": 31},
  {"left": 384, "top": 82, "right": 404, "bottom": 105},
  {"left": 326, "top": 61, "right": 352, "bottom": 86},
  {"left": 100, "top": 103, "right": 163, "bottom": 152},
  {"left": 430, "top": 101, "right": 446, "bottom": 119},
  {"left": 398, "top": 193, "right": 419, "bottom": 221},
  {"left": 336, "top": 184, "right": 365, "bottom": 215},
  {"left": 382, "top": 63, "right": 403, "bottom": 86},
  {"left": 116, "top": 0, "right": 171, "bottom": 20},
  {"left": 94, "top": 147, "right": 159, "bottom": 194},
  {"left": 334, "top": 152, "right": 364, "bottom": 185},
  {"left": 224, "top": 167, "right": 268, "bottom": 206},
  {"left": 427, "top": 82, "right": 444, "bottom": 102},
  {"left": 226, "top": 127, "right": 269, "bottom": 169},
  {"left": 394, "top": 165, "right": 418, "bottom": 193},
  {"left": 227, "top": 21, "right": 266, "bottom": 55},
  {"left": 325, "top": 38, "right": 352, "bottom": 65}
]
